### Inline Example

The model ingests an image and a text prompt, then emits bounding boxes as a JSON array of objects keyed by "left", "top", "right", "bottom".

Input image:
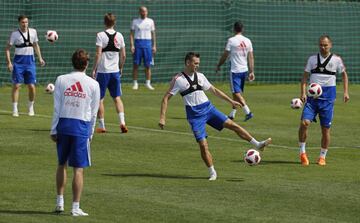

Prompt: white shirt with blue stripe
[
  {"left": 50, "top": 71, "right": 100, "bottom": 138},
  {"left": 9, "top": 28, "right": 38, "bottom": 64},
  {"left": 305, "top": 53, "right": 345, "bottom": 101}
]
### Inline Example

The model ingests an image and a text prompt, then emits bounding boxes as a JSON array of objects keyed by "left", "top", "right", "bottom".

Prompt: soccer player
[
  {"left": 159, "top": 52, "right": 271, "bottom": 181},
  {"left": 50, "top": 49, "right": 100, "bottom": 216},
  {"left": 5, "top": 15, "right": 45, "bottom": 117},
  {"left": 216, "top": 21, "right": 254, "bottom": 121},
  {"left": 298, "top": 35, "right": 349, "bottom": 166},
  {"left": 130, "top": 6, "right": 156, "bottom": 90},
  {"left": 91, "top": 13, "right": 128, "bottom": 133}
]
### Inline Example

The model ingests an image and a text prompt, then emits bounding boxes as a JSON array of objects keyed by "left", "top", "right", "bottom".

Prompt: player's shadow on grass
[
  {"left": 102, "top": 173, "right": 207, "bottom": 180},
  {"left": 231, "top": 160, "right": 298, "bottom": 165},
  {"left": 0, "top": 210, "right": 55, "bottom": 216}
]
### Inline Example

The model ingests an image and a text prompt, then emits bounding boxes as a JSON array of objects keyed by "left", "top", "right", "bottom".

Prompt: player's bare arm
[
  {"left": 216, "top": 50, "right": 229, "bottom": 73},
  {"left": 159, "top": 92, "right": 172, "bottom": 129},
  {"left": 5, "top": 43, "right": 13, "bottom": 72},
  {"left": 130, "top": 30, "right": 135, "bottom": 54},
  {"left": 248, "top": 51, "right": 255, "bottom": 81},
  {"left": 342, "top": 71, "right": 349, "bottom": 102},
  {"left": 91, "top": 46, "right": 102, "bottom": 78},
  {"left": 209, "top": 86, "right": 241, "bottom": 108},
  {"left": 300, "top": 72, "right": 309, "bottom": 102},
  {"left": 119, "top": 47, "right": 126, "bottom": 73},
  {"left": 33, "top": 42, "right": 45, "bottom": 66},
  {"left": 151, "top": 30, "right": 156, "bottom": 54}
]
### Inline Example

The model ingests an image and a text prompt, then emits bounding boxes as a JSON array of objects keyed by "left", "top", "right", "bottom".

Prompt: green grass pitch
[{"left": 0, "top": 83, "right": 359, "bottom": 223}]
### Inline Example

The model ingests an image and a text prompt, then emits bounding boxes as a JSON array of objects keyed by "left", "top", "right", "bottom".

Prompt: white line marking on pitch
[{"left": 0, "top": 109, "right": 355, "bottom": 150}]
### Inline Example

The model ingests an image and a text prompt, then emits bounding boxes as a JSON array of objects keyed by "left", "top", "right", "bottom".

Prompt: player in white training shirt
[
  {"left": 216, "top": 21, "right": 254, "bottom": 121},
  {"left": 91, "top": 13, "right": 128, "bottom": 133},
  {"left": 5, "top": 15, "right": 45, "bottom": 117},
  {"left": 159, "top": 52, "right": 271, "bottom": 181},
  {"left": 298, "top": 35, "right": 349, "bottom": 166},
  {"left": 51, "top": 49, "right": 100, "bottom": 216},
  {"left": 130, "top": 6, "right": 157, "bottom": 90}
]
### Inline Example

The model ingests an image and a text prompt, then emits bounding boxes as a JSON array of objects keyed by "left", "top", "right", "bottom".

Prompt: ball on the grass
[{"left": 244, "top": 149, "right": 261, "bottom": 166}]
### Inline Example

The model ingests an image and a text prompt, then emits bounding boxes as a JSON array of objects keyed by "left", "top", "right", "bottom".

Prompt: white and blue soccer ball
[
  {"left": 45, "top": 83, "right": 55, "bottom": 94},
  {"left": 45, "top": 30, "right": 58, "bottom": 43},
  {"left": 244, "top": 149, "right": 261, "bottom": 166},
  {"left": 307, "top": 83, "right": 322, "bottom": 98},
  {"left": 291, "top": 98, "right": 303, "bottom": 109}
]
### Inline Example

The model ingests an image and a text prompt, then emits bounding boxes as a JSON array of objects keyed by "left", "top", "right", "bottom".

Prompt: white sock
[
  {"left": 133, "top": 80, "right": 138, "bottom": 85},
  {"left": 208, "top": 165, "right": 216, "bottom": 175},
  {"left": 242, "top": 105, "right": 251, "bottom": 115},
  {"left": 229, "top": 109, "right": 237, "bottom": 118},
  {"left": 28, "top": 101, "right": 34, "bottom": 112},
  {"left": 72, "top": 202, "right": 80, "bottom": 210},
  {"left": 98, "top": 118, "right": 105, "bottom": 129},
  {"left": 320, "top": 148, "right": 328, "bottom": 159},
  {"left": 57, "top": 195, "right": 64, "bottom": 206},
  {"left": 13, "top": 102, "right": 18, "bottom": 112},
  {"left": 299, "top": 142, "right": 306, "bottom": 154},
  {"left": 118, "top": 112, "right": 125, "bottom": 125},
  {"left": 145, "top": 80, "right": 151, "bottom": 85},
  {"left": 250, "top": 138, "right": 260, "bottom": 148}
]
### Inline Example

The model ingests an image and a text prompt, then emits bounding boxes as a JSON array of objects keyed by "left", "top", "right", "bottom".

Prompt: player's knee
[{"left": 300, "top": 120, "right": 311, "bottom": 128}]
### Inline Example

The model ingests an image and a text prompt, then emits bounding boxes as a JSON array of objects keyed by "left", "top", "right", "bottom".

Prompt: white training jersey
[
  {"left": 131, "top": 18, "right": 155, "bottom": 40},
  {"left": 168, "top": 72, "right": 212, "bottom": 107},
  {"left": 225, "top": 34, "right": 253, "bottom": 73},
  {"left": 96, "top": 29, "right": 125, "bottom": 73},
  {"left": 9, "top": 28, "right": 38, "bottom": 56},
  {"left": 50, "top": 71, "right": 100, "bottom": 138},
  {"left": 305, "top": 53, "right": 345, "bottom": 87}
]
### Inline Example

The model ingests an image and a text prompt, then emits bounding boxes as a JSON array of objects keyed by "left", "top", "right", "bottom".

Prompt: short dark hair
[
  {"left": 72, "top": 49, "right": 89, "bottom": 71},
  {"left": 319, "top": 34, "right": 332, "bottom": 43},
  {"left": 184, "top": 52, "right": 200, "bottom": 64},
  {"left": 234, "top": 21, "right": 243, "bottom": 33},
  {"left": 104, "top": 13, "right": 116, "bottom": 27},
  {"left": 18, "top": 15, "right": 28, "bottom": 22}
]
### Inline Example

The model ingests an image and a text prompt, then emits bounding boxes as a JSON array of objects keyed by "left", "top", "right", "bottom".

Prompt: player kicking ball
[{"left": 159, "top": 52, "right": 271, "bottom": 181}]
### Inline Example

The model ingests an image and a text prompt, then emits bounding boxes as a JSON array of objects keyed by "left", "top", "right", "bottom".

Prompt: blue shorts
[
  {"left": 96, "top": 72, "right": 122, "bottom": 99},
  {"left": 56, "top": 134, "right": 91, "bottom": 168},
  {"left": 230, "top": 71, "right": 247, "bottom": 93},
  {"left": 12, "top": 63, "right": 36, "bottom": 84},
  {"left": 301, "top": 98, "right": 334, "bottom": 128},
  {"left": 187, "top": 105, "right": 228, "bottom": 141},
  {"left": 133, "top": 47, "right": 153, "bottom": 67}
]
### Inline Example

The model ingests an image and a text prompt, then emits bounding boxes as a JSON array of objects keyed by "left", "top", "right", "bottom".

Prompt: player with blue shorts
[
  {"left": 5, "top": 15, "right": 45, "bottom": 117},
  {"left": 91, "top": 13, "right": 128, "bottom": 133},
  {"left": 130, "top": 6, "right": 157, "bottom": 90},
  {"left": 216, "top": 21, "right": 254, "bottom": 121},
  {"left": 159, "top": 52, "right": 271, "bottom": 181},
  {"left": 51, "top": 49, "right": 100, "bottom": 216},
  {"left": 298, "top": 35, "right": 349, "bottom": 166}
]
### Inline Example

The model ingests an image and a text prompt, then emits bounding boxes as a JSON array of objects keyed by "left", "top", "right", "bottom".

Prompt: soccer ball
[
  {"left": 45, "top": 83, "right": 55, "bottom": 93},
  {"left": 307, "top": 83, "right": 322, "bottom": 98},
  {"left": 291, "top": 98, "right": 303, "bottom": 109},
  {"left": 45, "top": 30, "right": 58, "bottom": 43},
  {"left": 244, "top": 149, "right": 261, "bottom": 166}
]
